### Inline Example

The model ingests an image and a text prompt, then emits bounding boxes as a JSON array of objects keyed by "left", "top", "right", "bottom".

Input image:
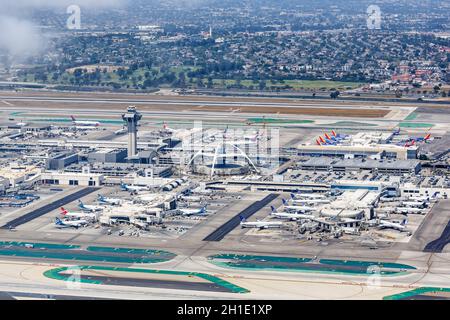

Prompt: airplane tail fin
[
  {"left": 55, "top": 217, "right": 63, "bottom": 225},
  {"left": 290, "top": 193, "right": 296, "bottom": 200},
  {"left": 282, "top": 199, "right": 287, "bottom": 205},
  {"left": 332, "top": 130, "right": 337, "bottom": 137},
  {"left": 60, "top": 207, "right": 68, "bottom": 215},
  {"left": 239, "top": 215, "right": 246, "bottom": 222},
  {"left": 271, "top": 206, "right": 277, "bottom": 213},
  {"left": 70, "top": 115, "right": 76, "bottom": 121},
  {"left": 402, "top": 219, "right": 408, "bottom": 226}
]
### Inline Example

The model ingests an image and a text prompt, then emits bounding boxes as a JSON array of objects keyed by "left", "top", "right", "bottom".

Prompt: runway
[{"left": 0, "top": 91, "right": 416, "bottom": 121}]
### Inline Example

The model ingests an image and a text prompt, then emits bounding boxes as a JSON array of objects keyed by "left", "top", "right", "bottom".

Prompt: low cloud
[
  {"left": 0, "top": 1, "right": 127, "bottom": 63},
  {"left": 0, "top": 16, "right": 45, "bottom": 61}
]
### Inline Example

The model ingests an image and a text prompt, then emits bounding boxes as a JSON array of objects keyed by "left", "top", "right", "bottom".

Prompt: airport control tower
[{"left": 122, "top": 106, "right": 142, "bottom": 159}]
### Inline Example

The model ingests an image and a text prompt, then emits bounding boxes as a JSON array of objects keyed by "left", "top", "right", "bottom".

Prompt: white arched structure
[{"left": 185, "top": 142, "right": 259, "bottom": 178}]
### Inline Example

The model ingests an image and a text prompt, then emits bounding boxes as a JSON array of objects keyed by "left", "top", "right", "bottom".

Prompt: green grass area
[
  {"left": 0, "top": 249, "right": 171, "bottom": 264},
  {"left": 274, "top": 80, "right": 363, "bottom": 90},
  {"left": 211, "top": 254, "right": 312, "bottom": 263},
  {"left": 330, "top": 121, "right": 378, "bottom": 127},
  {"left": 18, "top": 116, "right": 124, "bottom": 125},
  {"left": 247, "top": 118, "right": 315, "bottom": 125},
  {"left": 9, "top": 112, "right": 26, "bottom": 117},
  {"left": 44, "top": 267, "right": 102, "bottom": 285},
  {"left": 0, "top": 242, "right": 79, "bottom": 250},
  {"left": 44, "top": 265, "right": 249, "bottom": 294},
  {"left": 20, "top": 65, "right": 364, "bottom": 91},
  {"left": 199, "top": 78, "right": 364, "bottom": 90},
  {"left": 319, "top": 259, "right": 416, "bottom": 270},
  {"left": 399, "top": 122, "right": 434, "bottom": 128},
  {"left": 404, "top": 112, "right": 418, "bottom": 121},
  {"left": 209, "top": 254, "right": 415, "bottom": 276},
  {"left": 0, "top": 243, "right": 176, "bottom": 264},
  {"left": 87, "top": 246, "right": 174, "bottom": 257},
  {"left": 383, "top": 287, "right": 450, "bottom": 300}
]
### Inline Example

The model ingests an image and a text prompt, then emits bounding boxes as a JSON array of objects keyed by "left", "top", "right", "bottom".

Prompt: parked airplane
[
  {"left": 239, "top": 215, "right": 284, "bottom": 229},
  {"left": 407, "top": 192, "right": 439, "bottom": 202},
  {"left": 401, "top": 200, "right": 427, "bottom": 209},
  {"left": 270, "top": 206, "right": 314, "bottom": 221},
  {"left": 411, "top": 133, "right": 432, "bottom": 143},
  {"left": 290, "top": 194, "right": 330, "bottom": 205},
  {"left": 114, "top": 128, "right": 127, "bottom": 135},
  {"left": 120, "top": 182, "right": 149, "bottom": 193},
  {"left": 319, "top": 135, "right": 337, "bottom": 145},
  {"left": 291, "top": 193, "right": 326, "bottom": 200},
  {"left": 55, "top": 217, "right": 88, "bottom": 229},
  {"left": 281, "top": 199, "right": 315, "bottom": 213},
  {"left": 177, "top": 206, "right": 207, "bottom": 216},
  {"left": 404, "top": 140, "right": 416, "bottom": 147},
  {"left": 78, "top": 200, "right": 103, "bottom": 212},
  {"left": 395, "top": 207, "right": 426, "bottom": 215},
  {"left": 331, "top": 130, "right": 347, "bottom": 139},
  {"left": 70, "top": 116, "right": 100, "bottom": 127},
  {"left": 378, "top": 219, "right": 409, "bottom": 232},
  {"left": 406, "top": 195, "right": 430, "bottom": 202},
  {"left": 97, "top": 194, "right": 122, "bottom": 206},
  {"left": 162, "top": 122, "right": 177, "bottom": 133},
  {"left": 16, "top": 121, "right": 28, "bottom": 127},
  {"left": 60, "top": 207, "right": 95, "bottom": 219},
  {"left": 340, "top": 227, "right": 361, "bottom": 235}
]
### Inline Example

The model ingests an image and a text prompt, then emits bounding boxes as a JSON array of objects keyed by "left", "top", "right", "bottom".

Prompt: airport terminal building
[
  {"left": 296, "top": 144, "right": 418, "bottom": 160},
  {"left": 299, "top": 158, "right": 422, "bottom": 175}
]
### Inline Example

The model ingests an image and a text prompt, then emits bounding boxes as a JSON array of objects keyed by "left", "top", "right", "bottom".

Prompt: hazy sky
[{"left": 2, "top": 0, "right": 127, "bottom": 10}]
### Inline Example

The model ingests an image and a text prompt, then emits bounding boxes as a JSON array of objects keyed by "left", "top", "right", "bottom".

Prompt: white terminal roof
[
  {"left": 328, "top": 190, "right": 380, "bottom": 210},
  {"left": 0, "top": 165, "right": 41, "bottom": 180}
]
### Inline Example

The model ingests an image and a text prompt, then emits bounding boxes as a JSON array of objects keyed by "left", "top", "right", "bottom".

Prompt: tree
[
  {"left": 207, "top": 77, "right": 213, "bottom": 89},
  {"left": 330, "top": 90, "right": 340, "bottom": 99},
  {"left": 258, "top": 80, "right": 266, "bottom": 91}
]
